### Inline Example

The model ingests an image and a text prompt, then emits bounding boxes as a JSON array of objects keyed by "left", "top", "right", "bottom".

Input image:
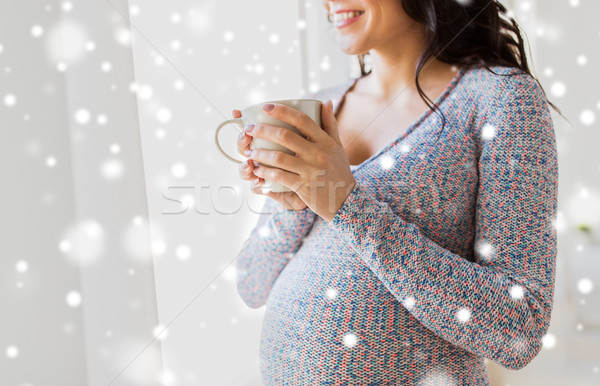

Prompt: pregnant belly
[{"left": 257, "top": 241, "right": 488, "bottom": 384}]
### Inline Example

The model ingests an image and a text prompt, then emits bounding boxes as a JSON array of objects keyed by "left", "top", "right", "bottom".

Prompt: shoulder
[
  {"left": 464, "top": 65, "right": 554, "bottom": 144},
  {"left": 463, "top": 64, "right": 548, "bottom": 105}
]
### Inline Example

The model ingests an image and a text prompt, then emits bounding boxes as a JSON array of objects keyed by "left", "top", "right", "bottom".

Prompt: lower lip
[{"left": 334, "top": 13, "right": 364, "bottom": 28}]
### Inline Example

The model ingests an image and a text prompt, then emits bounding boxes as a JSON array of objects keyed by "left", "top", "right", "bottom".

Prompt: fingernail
[
  {"left": 252, "top": 178, "right": 262, "bottom": 186},
  {"left": 242, "top": 160, "right": 249, "bottom": 169},
  {"left": 244, "top": 150, "right": 252, "bottom": 157},
  {"left": 239, "top": 131, "right": 246, "bottom": 140},
  {"left": 262, "top": 104, "right": 274, "bottom": 112},
  {"left": 245, "top": 123, "right": 255, "bottom": 133}
]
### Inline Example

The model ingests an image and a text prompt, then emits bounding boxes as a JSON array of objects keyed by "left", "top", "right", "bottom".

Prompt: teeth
[{"left": 333, "top": 11, "right": 364, "bottom": 23}]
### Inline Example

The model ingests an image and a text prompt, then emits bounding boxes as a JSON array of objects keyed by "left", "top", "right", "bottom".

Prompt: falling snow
[
  {"left": 542, "top": 333, "right": 556, "bottom": 349},
  {"left": 456, "top": 308, "right": 471, "bottom": 323},
  {"left": 4, "top": 94, "right": 16, "bottom": 106},
  {"left": 75, "top": 108, "right": 91, "bottom": 124},
  {"left": 403, "top": 296, "right": 416, "bottom": 310},
  {"left": 577, "top": 278, "right": 593, "bottom": 294},
  {"left": 5, "top": 346, "right": 19, "bottom": 359},
  {"left": 579, "top": 110, "right": 595, "bottom": 126},
  {"left": 481, "top": 124, "right": 496, "bottom": 140},
  {"left": 475, "top": 240, "right": 495, "bottom": 261},
  {"left": 66, "top": 291, "right": 82, "bottom": 307},
  {"left": 380, "top": 155, "right": 394, "bottom": 170},
  {"left": 343, "top": 333, "right": 358, "bottom": 348},
  {"left": 510, "top": 285, "right": 525, "bottom": 300},
  {"left": 258, "top": 225, "right": 270, "bottom": 238},
  {"left": 550, "top": 81, "right": 566, "bottom": 97},
  {"left": 326, "top": 288, "right": 338, "bottom": 299},
  {"left": 175, "top": 244, "right": 191, "bottom": 260}
]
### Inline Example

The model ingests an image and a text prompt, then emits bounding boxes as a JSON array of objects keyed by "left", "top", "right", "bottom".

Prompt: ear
[{"left": 321, "top": 99, "right": 341, "bottom": 145}]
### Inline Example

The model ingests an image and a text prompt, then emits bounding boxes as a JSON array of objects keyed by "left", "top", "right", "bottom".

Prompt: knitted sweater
[{"left": 235, "top": 64, "right": 558, "bottom": 385}]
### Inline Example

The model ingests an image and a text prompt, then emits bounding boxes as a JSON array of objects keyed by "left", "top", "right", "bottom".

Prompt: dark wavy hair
[{"left": 327, "top": 0, "right": 567, "bottom": 141}]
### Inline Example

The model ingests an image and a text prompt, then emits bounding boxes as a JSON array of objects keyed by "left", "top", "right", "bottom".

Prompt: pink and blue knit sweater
[{"left": 235, "top": 64, "right": 558, "bottom": 385}]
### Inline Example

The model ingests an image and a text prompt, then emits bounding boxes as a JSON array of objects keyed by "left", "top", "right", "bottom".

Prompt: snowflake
[
  {"left": 5, "top": 346, "right": 19, "bottom": 359},
  {"left": 475, "top": 240, "right": 495, "bottom": 261},
  {"left": 580, "top": 110, "right": 595, "bottom": 126},
  {"left": 326, "top": 287, "right": 338, "bottom": 299},
  {"left": 380, "top": 155, "right": 394, "bottom": 170},
  {"left": 153, "top": 324, "right": 169, "bottom": 340},
  {"left": 171, "top": 162, "right": 187, "bottom": 178},
  {"left": 15, "top": 261, "right": 29, "bottom": 273},
  {"left": 156, "top": 107, "right": 172, "bottom": 123},
  {"left": 175, "top": 245, "right": 191, "bottom": 260},
  {"left": 403, "top": 296, "right": 416, "bottom": 310},
  {"left": 46, "top": 156, "right": 57, "bottom": 168},
  {"left": 456, "top": 307, "right": 471, "bottom": 323},
  {"left": 481, "top": 124, "right": 496, "bottom": 140},
  {"left": 509, "top": 285, "right": 525, "bottom": 300},
  {"left": 577, "top": 278, "right": 593, "bottom": 294},
  {"left": 75, "top": 108, "right": 91, "bottom": 124},
  {"left": 542, "top": 333, "right": 556, "bottom": 349},
  {"left": 577, "top": 55, "right": 588, "bottom": 66},
  {"left": 223, "top": 31, "right": 234, "bottom": 42},
  {"left": 66, "top": 291, "right": 82, "bottom": 307},
  {"left": 550, "top": 81, "right": 566, "bottom": 97},
  {"left": 269, "top": 33, "right": 280, "bottom": 44},
  {"left": 4, "top": 94, "right": 17, "bottom": 106},
  {"left": 258, "top": 225, "right": 270, "bottom": 238},
  {"left": 343, "top": 333, "right": 358, "bottom": 348},
  {"left": 152, "top": 239, "right": 167, "bottom": 256},
  {"left": 31, "top": 25, "right": 44, "bottom": 38},
  {"left": 101, "top": 159, "right": 124, "bottom": 179}
]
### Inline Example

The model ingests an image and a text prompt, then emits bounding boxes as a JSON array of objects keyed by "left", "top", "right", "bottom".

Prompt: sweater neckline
[{"left": 334, "top": 64, "right": 469, "bottom": 173}]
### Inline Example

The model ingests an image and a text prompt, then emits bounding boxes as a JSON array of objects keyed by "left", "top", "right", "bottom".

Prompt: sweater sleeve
[
  {"left": 235, "top": 89, "right": 336, "bottom": 308},
  {"left": 235, "top": 197, "right": 317, "bottom": 308},
  {"left": 326, "top": 72, "right": 558, "bottom": 370}
]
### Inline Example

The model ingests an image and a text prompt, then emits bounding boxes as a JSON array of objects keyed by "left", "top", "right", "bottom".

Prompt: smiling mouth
[{"left": 332, "top": 10, "right": 365, "bottom": 26}]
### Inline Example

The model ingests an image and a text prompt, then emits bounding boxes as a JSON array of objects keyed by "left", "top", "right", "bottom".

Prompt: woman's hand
[
  {"left": 244, "top": 101, "right": 356, "bottom": 222},
  {"left": 233, "top": 109, "right": 309, "bottom": 211}
]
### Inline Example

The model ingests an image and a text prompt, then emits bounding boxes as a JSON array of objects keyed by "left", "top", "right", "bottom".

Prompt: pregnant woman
[{"left": 234, "top": 0, "right": 561, "bottom": 384}]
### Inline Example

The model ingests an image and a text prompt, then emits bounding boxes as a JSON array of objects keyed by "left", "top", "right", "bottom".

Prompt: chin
[{"left": 339, "top": 39, "right": 369, "bottom": 56}]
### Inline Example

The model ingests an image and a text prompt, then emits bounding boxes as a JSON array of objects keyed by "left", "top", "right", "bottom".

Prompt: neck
[{"left": 360, "top": 31, "right": 451, "bottom": 102}]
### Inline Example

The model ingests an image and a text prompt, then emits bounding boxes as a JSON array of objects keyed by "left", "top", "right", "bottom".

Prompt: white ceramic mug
[{"left": 215, "top": 99, "right": 322, "bottom": 192}]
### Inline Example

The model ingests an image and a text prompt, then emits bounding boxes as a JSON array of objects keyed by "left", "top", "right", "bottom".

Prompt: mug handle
[{"left": 215, "top": 118, "right": 245, "bottom": 164}]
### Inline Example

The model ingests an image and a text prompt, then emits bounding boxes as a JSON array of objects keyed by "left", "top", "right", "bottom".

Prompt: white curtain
[{"left": 1, "top": 0, "right": 162, "bottom": 385}]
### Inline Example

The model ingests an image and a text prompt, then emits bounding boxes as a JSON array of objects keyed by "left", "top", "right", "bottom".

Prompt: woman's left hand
[{"left": 245, "top": 100, "right": 356, "bottom": 222}]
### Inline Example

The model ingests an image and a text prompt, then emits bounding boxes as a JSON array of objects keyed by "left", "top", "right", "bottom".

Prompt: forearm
[{"left": 236, "top": 197, "right": 317, "bottom": 308}]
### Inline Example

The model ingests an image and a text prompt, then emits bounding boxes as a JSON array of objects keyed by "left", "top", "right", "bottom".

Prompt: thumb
[{"left": 321, "top": 99, "right": 341, "bottom": 145}]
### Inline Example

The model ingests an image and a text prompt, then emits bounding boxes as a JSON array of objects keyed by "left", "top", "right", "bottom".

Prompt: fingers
[
  {"left": 246, "top": 148, "right": 305, "bottom": 175},
  {"left": 261, "top": 103, "right": 326, "bottom": 144},
  {"left": 232, "top": 109, "right": 242, "bottom": 118},
  {"left": 237, "top": 130, "right": 252, "bottom": 156},
  {"left": 247, "top": 122, "right": 312, "bottom": 157},
  {"left": 252, "top": 162, "right": 302, "bottom": 192},
  {"left": 238, "top": 159, "right": 263, "bottom": 183}
]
